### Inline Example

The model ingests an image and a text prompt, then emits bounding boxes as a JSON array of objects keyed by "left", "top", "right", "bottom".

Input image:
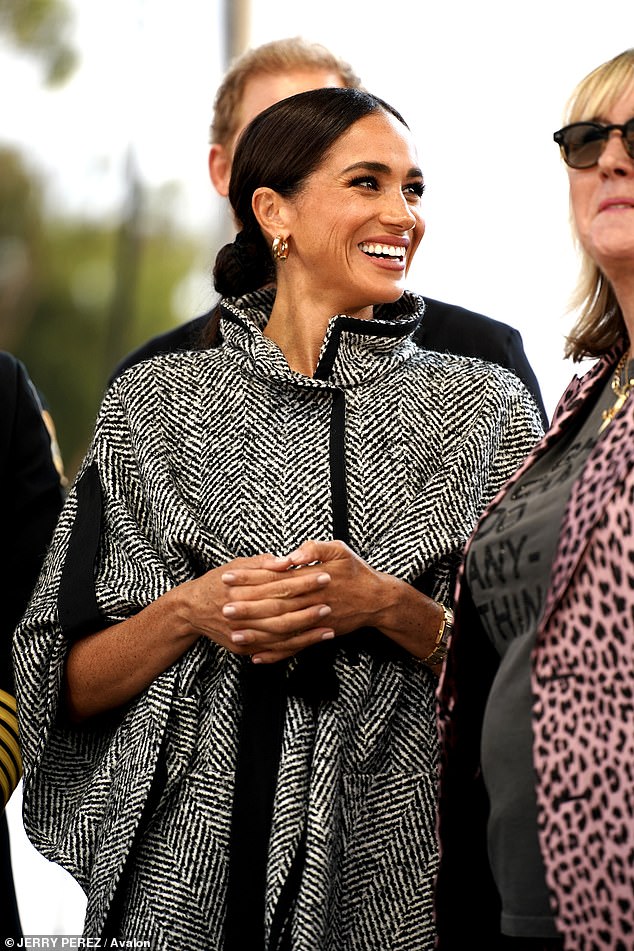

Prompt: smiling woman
[
  {"left": 213, "top": 89, "right": 426, "bottom": 374},
  {"left": 14, "top": 87, "right": 543, "bottom": 951},
  {"left": 251, "top": 109, "right": 425, "bottom": 372}
]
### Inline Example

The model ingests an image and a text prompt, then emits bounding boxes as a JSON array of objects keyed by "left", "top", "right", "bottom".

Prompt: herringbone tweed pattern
[{"left": 14, "top": 290, "right": 543, "bottom": 949}]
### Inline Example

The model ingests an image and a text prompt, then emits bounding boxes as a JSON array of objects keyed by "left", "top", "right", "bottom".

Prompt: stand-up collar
[{"left": 219, "top": 289, "right": 425, "bottom": 389}]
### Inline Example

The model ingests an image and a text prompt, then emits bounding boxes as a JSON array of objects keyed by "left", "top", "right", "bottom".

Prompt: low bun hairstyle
[
  {"left": 213, "top": 228, "right": 273, "bottom": 298},
  {"left": 212, "top": 87, "right": 408, "bottom": 300}
]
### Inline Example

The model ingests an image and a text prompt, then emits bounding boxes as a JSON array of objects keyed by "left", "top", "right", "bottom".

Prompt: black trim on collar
[{"left": 314, "top": 314, "right": 420, "bottom": 381}]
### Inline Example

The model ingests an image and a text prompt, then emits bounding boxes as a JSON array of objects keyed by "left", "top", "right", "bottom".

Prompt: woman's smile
[{"left": 358, "top": 236, "right": 409, "bottom": 269}]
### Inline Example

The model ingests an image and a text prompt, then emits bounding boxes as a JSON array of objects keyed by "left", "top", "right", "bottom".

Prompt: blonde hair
[
  {"left": 563, "top": 49, "right": 634, "bottom": 361},
  {"left": 210, "top": 37, "right": 361, "bottom": 148}
]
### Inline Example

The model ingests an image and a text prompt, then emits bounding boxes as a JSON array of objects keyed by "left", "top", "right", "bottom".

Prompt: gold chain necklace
[{"left": 599, "top": 352, "right": 634, "bottom": 433}]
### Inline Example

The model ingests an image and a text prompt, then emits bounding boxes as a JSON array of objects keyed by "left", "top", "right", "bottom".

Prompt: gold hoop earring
[{"left": 271, "top": 235, "right": 289, "bottom": 262}]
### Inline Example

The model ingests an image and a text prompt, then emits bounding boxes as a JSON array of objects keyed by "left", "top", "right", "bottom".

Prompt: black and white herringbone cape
[{"left": 14, "top": 290, "right": 543, "bottom": 950}]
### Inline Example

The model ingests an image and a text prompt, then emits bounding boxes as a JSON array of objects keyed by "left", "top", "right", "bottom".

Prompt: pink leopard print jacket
[{"left": 436, "top": 344, "right": 634, "bottom": 951}]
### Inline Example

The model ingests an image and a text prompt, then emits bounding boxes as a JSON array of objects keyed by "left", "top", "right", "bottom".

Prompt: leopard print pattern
[{"left": 532, "top": 350, "right": 634, "bottom": 950}]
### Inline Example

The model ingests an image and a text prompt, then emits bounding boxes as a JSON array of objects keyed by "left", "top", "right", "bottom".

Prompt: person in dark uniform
[
  {"left": 110, "top": 38, "right": 547, "bottom": 426},
  {"left": 0, "top": 352, "right": 64, "bottom": 940}
]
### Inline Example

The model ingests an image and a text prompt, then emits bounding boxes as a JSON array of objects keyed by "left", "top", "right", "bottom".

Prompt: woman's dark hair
[{"left": 212, "top": 86, "right": 408, "bottom": 300}]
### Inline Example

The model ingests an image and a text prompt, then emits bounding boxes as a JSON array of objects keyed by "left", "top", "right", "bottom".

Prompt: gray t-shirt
[{"left": 466, "top": 369, "right": 618, "bottom": 938}]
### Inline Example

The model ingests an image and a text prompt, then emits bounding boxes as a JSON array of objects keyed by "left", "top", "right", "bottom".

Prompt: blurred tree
[
  {"left": 0, "top": 146, "right": 204, "bottom": 478},
  {"left": 0, "top": 4, "right": 216, "bottom": 479},
  {"left": 102, "top": 149, "right": 144, "bottom": 382},
  {"left": 0, "top": 149, "right": 44, "bottom": 349},
  {"left": 0, "top": 0, "right": 77, "bottom": 85}
]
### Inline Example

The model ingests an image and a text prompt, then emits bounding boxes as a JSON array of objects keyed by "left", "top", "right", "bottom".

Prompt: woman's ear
[{"left": 252, "top": 187, "right": 290, "bottom": 242}]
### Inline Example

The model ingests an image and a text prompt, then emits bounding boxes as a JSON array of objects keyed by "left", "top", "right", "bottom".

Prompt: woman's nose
[
  {"left": 598, "top": 129, "right": 634, "bottom": 176},
  {"left": 380, "top": 191, "right": 417, "bottom": 230}
]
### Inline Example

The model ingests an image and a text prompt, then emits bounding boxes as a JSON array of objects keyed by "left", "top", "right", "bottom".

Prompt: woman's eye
[
  {"left": 349, "top": 176, "right": 379, "bottom": 190},
  {"left": 404, "top": 181, "right": 425, "bottom": 199}
]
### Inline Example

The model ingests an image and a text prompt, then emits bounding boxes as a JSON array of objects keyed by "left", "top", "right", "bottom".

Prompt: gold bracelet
[{"left": 422, "top": 604, "right": 454, "bottom": 668}]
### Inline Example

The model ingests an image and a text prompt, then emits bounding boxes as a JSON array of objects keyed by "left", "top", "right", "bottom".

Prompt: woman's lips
[{"left": 598, "top": 197, "right": 634, "bottom": 212}]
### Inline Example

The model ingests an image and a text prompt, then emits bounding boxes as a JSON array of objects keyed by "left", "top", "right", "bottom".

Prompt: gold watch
[{"left": 423, "top": 604, "right": 454, "bottom": 668}]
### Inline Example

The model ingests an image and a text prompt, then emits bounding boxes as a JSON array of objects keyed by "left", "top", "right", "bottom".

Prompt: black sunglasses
[{"left": 553, "top": 118, "right": 634, "bottom": 168}]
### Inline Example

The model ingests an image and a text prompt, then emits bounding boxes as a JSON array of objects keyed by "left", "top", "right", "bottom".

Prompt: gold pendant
[
  {"left": 599, "top": 372, "right": 631, "bottom": 433},
  {"left": 599, "top": 404, "right": 617, "bottom": 433}
]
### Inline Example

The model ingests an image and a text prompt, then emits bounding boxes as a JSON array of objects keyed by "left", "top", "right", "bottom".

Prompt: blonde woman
[{"left": 437, "top": 48, "right": 634, "bottom": 951}]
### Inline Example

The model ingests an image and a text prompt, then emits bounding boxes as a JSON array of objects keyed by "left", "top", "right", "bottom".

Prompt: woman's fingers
[
  {"left": 250, "top": 627, "right": 336, "bottom": 663},
  {"left": 227, "top": 600, "right": 332, "bottom": 638},
  {"left": 285, "top": 539, "right": 346, "bottom": 568},
  {"left": 222, "top": 568, "right": 331, "bottom": 602},
  {"left": 220, "top": 566, "right": 292, "bottom": 586},
  {"left": 222, "top": 584, "right": 331, "bottom": 624}
]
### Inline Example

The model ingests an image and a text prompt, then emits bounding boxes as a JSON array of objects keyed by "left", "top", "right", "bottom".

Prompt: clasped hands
[
  {"left": 185, "top": 539, "right": 389, "bottom": 664},
  {"left": 64, "top": 539, "right": 437, "bottom": 722}
]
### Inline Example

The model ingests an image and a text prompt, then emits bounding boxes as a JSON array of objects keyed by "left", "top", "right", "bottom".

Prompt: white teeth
[{"left": 359, "top": 241, "right": 405, "bottom": 259}]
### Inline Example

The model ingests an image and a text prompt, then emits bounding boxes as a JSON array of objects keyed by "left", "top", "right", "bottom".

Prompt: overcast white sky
[{"left": 3, "top": 0, "right": 633, "bottom": 934}]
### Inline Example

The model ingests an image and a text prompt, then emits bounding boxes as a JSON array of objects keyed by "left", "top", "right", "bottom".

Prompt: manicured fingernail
[
  {"left": 318, "top": 605, "right": 331, "bottom": 617},
  {"left": 316, "top": 573, "right": 331, "bottom": 584},
  {"left": 321, "top": 631, "right": 335, "bottom": 640},
  {"left": 223, "top": 605, "right": 237, "bottom": 616},
  {"left": 222, "top": 572, "right": 236, "bottom": 582},
  {"left": 251, "top": 656, "right": 263, "bottom": 664},
  {"left": 232, "top": 633, "right": 246, "bottom": 644}
]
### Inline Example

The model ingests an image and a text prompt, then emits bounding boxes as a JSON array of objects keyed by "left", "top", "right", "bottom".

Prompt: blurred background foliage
[
  {"left": 0, "top": 146, "right": 204, "bottom": 475},
  {"left": 0, "top": 0, "right": 77, "bottom": 85},
  {"left": 0, "top": 0, "right": 210, "bottom": 477}
]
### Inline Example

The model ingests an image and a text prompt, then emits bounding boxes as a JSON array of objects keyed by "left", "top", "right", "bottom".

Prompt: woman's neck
[
  {"left": 263, "top": 283, "right": 373, "bottom": 377},
  {"left": 614, "top": 286, "right": 634, "bottom": 362}
]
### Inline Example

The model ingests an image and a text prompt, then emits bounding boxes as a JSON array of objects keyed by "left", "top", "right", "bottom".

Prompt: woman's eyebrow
[{"left": 341, "top": 160, "right": 423, "bottom": 177}]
